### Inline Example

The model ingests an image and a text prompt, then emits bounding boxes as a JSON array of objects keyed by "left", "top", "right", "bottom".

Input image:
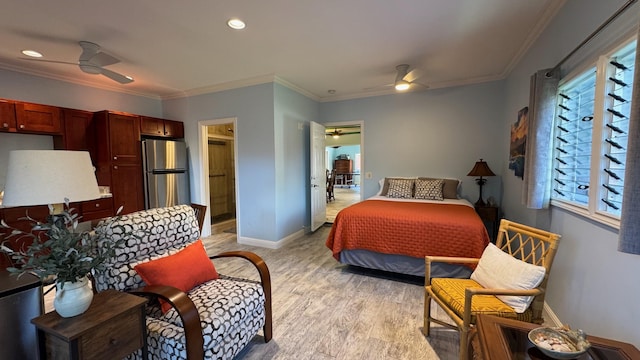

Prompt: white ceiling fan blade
[
  {"left": 100, "top": 68, "right": 133, "bottom": 84},
  {"left": 404, "top": 68, "right": 423, "bottom": 83},
  {"left": 395, "top": 64, "right": 410, "bottom": 83},
  {"left": 20, "top": 58, "right": 77, "bottom": 66},
  {"left": 90, "top": 52, "right": 120, "bottom": 67},
  {"left": 79, "top": 41, "right": 100, "bottom": 61}
]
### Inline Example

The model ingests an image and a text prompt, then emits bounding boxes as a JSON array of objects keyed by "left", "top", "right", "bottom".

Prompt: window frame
[{"left": 550, "top": 34, "right": 637, "bottom": 229}]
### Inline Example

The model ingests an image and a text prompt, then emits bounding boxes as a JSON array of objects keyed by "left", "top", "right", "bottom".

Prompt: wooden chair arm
[
  {"left": 425, "top": 256, "right": 479, "bottom": 285},
  {"left": 130, "top": 285, "right": 204, "bottom": 360},
  {"left": 209, "top": 251, "right": 272, "bottom": 342},
  {"left": 426, "top": 255, "right": 480, "bottom": 265}
]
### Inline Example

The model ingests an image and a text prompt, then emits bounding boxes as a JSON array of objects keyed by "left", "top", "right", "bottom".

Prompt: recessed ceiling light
[
  {"left": 227, "top": 18, "right": 246, "bottom": 30},
  {"left": 21, "top": 49, "right": 43, "bottom": 58}
]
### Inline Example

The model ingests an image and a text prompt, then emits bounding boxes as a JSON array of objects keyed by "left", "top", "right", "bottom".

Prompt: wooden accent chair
[
  {"left": 93, "top": 205, "right": 272, "bottom": 359},
  {"left": 423, "top": 219, "right": 560, "bottom": 360},
  {"left": 190, "top": 203, "right": 207, "bottom": 234},
  {"left": 326, "top": 169, "right": 337, "bottom": 202}
]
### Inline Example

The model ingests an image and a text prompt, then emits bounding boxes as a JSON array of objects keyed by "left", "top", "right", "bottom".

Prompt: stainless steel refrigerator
[{"left": 142, "top": 139, "right": 190, "bottom": 209}]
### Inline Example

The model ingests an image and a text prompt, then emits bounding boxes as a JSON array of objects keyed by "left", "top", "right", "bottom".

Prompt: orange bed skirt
[{"left": 326, "top": 200, "right": 490, "bottom": 262}]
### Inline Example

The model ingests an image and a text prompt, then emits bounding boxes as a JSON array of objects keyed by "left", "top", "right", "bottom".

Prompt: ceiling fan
[
  {"left": 21, "top": 41, "right": 134, "bottom": 84},
  {"left": 326, "top": 127, "right": 361, "bottom": 138},
  {"left": 366, "top": 64, "right": 427, "bottom": 92}
]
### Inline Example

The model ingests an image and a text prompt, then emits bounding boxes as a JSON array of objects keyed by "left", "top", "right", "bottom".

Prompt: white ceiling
[{"left": 0, "top": 0, "right": 564, "bottom": 101}]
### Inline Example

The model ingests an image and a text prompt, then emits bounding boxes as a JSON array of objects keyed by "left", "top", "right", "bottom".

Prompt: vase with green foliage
[{"left": 1, "top": 201, "right": 126, "bottom": 317}]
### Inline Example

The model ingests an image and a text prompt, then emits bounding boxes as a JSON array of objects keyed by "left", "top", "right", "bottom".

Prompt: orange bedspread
[{"left": 326, "top": 200, "right": 490, "bottom": 261}]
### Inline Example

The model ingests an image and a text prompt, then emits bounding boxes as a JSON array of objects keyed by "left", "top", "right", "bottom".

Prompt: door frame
[
  {"left": 198, "top": 117, "right": 239, "bottom": 237},
  {"left": 323, "top": 120, "right": 364, "bottom": 202}
]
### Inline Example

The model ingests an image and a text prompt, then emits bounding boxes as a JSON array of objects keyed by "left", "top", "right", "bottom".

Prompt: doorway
[
  {"left": 206, "top": 122, "right": 237, "bottom": 234},
  {"left": 324, "top": 123, "right": 363, "bottom": 223}
]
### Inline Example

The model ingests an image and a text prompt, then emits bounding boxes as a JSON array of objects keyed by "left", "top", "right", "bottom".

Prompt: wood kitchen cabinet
[
  {"left": 0, "top": 99, "right": 61, "bottom": 135},
  {"left": 54, "top": 108, "right": 95, "bottom": 153},
  {"left": 140, "top": 115, "right": 184, "bottom": 139},
  {"left": 0, "top": 98, "right": 17, "bottom": 132},
  {"left": 93, "top": 110, "right": 144, "bottom": 215},
  {"left": 14, "top": 101, "right": 62, "bottom": 134}
]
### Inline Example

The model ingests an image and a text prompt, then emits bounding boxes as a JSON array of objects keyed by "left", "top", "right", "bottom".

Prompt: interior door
[
  {"left": 310, "top": 121, "right": 326, "bottom": 231},
  {"left": 208, "top": 140, "right": 230, "bottom": 219}
]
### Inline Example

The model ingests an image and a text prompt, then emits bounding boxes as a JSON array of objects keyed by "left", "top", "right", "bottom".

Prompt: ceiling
[{"left": 0, "top": 1, "right": 564, "bottom": 101}]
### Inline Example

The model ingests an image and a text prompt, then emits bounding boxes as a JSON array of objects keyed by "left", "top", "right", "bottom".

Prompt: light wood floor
[
  {"left": 326, "top": 186, "right": 361, "bottom": 223},
  {"left": 202, "top": 225, "right": 460, "bottom": 360}
]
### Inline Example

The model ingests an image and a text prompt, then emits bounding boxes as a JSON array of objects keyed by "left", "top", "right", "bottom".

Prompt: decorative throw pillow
[
  {"left": 470, "top": 243, "right": 546, "bottom": 313},
  {"left": 419, "top": 177, "right": 460, "bottom": 199},
  {"left": 134, "top": 239, "right": 218, "bottom": 313},
  {"left": 414, "top": 179, "right": 444, "bottom": 200},
  {"left": 379, "top": 177, "right": 417, "bottom": 196},
  {"left": 387, "top": 178, "right": 415, "bottom": 198}
]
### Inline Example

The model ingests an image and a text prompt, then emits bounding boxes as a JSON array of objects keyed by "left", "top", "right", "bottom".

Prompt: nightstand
[
  {"left": 475, "top": 205, "right": 500, "bottom": 241},
  {"left": 31, "top": 289, "right": 147, "bottom": 360}
]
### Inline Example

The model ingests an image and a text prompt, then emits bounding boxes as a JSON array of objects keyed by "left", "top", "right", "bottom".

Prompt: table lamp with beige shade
[{"left": 2, "top": 150, "right": 101, "bottom": 213}]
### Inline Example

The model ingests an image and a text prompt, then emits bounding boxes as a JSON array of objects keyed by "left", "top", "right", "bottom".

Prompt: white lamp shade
[{"left": 3, "top": 150, "right": 101, "bottom": 207}]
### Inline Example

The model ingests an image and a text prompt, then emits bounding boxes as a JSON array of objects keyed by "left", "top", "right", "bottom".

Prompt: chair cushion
[
  {"left": 470, "top": 243, "right": 546, "bottom": 313},
  {"left": 160, "top": 277, "right": 266, "bottom": 357},
  {"left": 431, "top": 278, "right": 534, "bottom": 323},
  {"left": 134, "top": 240, "right": 219, "bottom": 313}
]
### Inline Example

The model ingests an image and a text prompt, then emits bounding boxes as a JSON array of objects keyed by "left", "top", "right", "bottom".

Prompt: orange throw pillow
[{"left": 134, "top": 239, "right": 218, "bottom": 312}]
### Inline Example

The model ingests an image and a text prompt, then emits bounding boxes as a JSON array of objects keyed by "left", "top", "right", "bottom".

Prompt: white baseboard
[
  {"left": 543, "top": 301, "right": 563, "bottom": 326},
  {"left": 237, "top": 229, "right": 305, "bottom": 249}
]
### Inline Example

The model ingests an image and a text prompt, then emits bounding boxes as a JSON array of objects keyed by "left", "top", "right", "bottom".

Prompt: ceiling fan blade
[
  {"left": 20, "top": 58, "right": 77, "bottom": 66},
  {"left": 90, "top": 52, "right": 120, "bottom": 67},
  {"left": 404, "top": 68, "right": 423, "bottom": 83},
  {"left": 100, "top": 68, "right": 133, "bottom": 84}
]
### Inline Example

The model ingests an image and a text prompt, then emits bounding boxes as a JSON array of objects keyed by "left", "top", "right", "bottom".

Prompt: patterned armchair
[{"left": 92, "top": 205, "right": 272, "bottom": 359}]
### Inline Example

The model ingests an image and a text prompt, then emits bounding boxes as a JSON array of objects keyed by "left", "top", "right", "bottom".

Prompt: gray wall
[{"left": 501, "top": 0, "right": 640, "bottom": 346}]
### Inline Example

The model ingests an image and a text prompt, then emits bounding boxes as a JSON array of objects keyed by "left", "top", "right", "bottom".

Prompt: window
[{"left": 551, "top": 37, "right": 636, "bottom": 226}]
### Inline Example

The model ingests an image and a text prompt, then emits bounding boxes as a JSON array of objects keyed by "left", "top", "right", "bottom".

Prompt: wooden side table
[
  {"left": 475, "top": 205, "right": 500, "bottom": 241},
  {"left": 475, "top": 314, "right": 640, "bottom": 360},
  {"left": 31, "top": 289, "right": 147, "bottom": 360}
]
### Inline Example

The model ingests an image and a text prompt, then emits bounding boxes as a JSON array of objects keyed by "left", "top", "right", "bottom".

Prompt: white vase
[{"left": 53, "top": 276, "right": 94, "bottom": 318}]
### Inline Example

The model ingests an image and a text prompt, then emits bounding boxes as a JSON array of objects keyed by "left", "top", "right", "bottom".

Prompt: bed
[{"left": 325, "top": 177, "right": 491, "bottom": 278}]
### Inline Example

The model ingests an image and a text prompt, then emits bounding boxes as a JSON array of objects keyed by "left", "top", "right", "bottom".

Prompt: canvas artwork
[{"left": 509, "top": 107, "right": 528, "bottom": 179}]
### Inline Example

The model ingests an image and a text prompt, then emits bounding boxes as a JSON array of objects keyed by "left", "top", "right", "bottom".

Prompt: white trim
[
  {"left": 543, "top": 302, "right": 563, "bottom": 327},
  {"left": 198, "top": 117, "right": 239, "bottom": 238},
  {"left": 237, "top": 229, "right": 305, "bottom": 249}
]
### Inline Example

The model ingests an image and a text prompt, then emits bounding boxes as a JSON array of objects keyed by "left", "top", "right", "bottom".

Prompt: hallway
[{"left": 326, "top": 186, "right": 360, "bottom": 223}]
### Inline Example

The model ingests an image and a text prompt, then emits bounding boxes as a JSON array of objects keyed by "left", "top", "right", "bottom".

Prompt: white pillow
[{"left": 470, "top": 243, "right": 546, "bottom": 313}]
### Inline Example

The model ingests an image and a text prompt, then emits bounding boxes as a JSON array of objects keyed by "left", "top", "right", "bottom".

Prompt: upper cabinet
[
  {"left": 0, "top": 99, "right": 17, "bottom": 131},
  {"left": 0, "top": 99, "right": 61, "bottom": 135},
  {"left": 14, "top": 101, "right": 62, "bottom": 134},
  {"left": 53, "top": 108, "right": 96, "bottom": 160},
  {"left": 140, "top": 116, "right": 184, "bottom": 139}
]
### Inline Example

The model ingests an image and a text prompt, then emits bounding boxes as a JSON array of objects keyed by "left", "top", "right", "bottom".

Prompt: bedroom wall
[
  {"left": 164, "top": 84, "right": 286, "bottom": 243},
  {"left": 273, "top": 83, "right": 320, "bottom": 238},
  {"left": 319, "top": 81, "right": 505, "bottom": 204},
  {"left": 501, "top": 0, "right": 640, "bottom": 346}
]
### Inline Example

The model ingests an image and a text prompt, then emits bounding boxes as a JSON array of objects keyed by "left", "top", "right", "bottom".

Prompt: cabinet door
[
  {"left": 54, "top": 109, "right": 96, "bottom": 163},
  {"left": 163, "top": 119, "right": 184, "bottom": 138},
  {"left": 109, "top": 113, "right": 141, "bottom": 165},
  {"left": 14, "top": 102, "right": 62, "bottom": 134},
  {"left": 0, "top": 99, "right": 17, "bottom": 132},
  {"left": 139, "top": 116, "right": 165, "bottom": 137},
  {"left": 111, "top": 164, "right": 144, "bottom": 215}
]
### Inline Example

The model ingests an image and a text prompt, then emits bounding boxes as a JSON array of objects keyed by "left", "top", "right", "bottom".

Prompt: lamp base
[{"left": 474, "top": 198, "right": 487, "bottom": 207}]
